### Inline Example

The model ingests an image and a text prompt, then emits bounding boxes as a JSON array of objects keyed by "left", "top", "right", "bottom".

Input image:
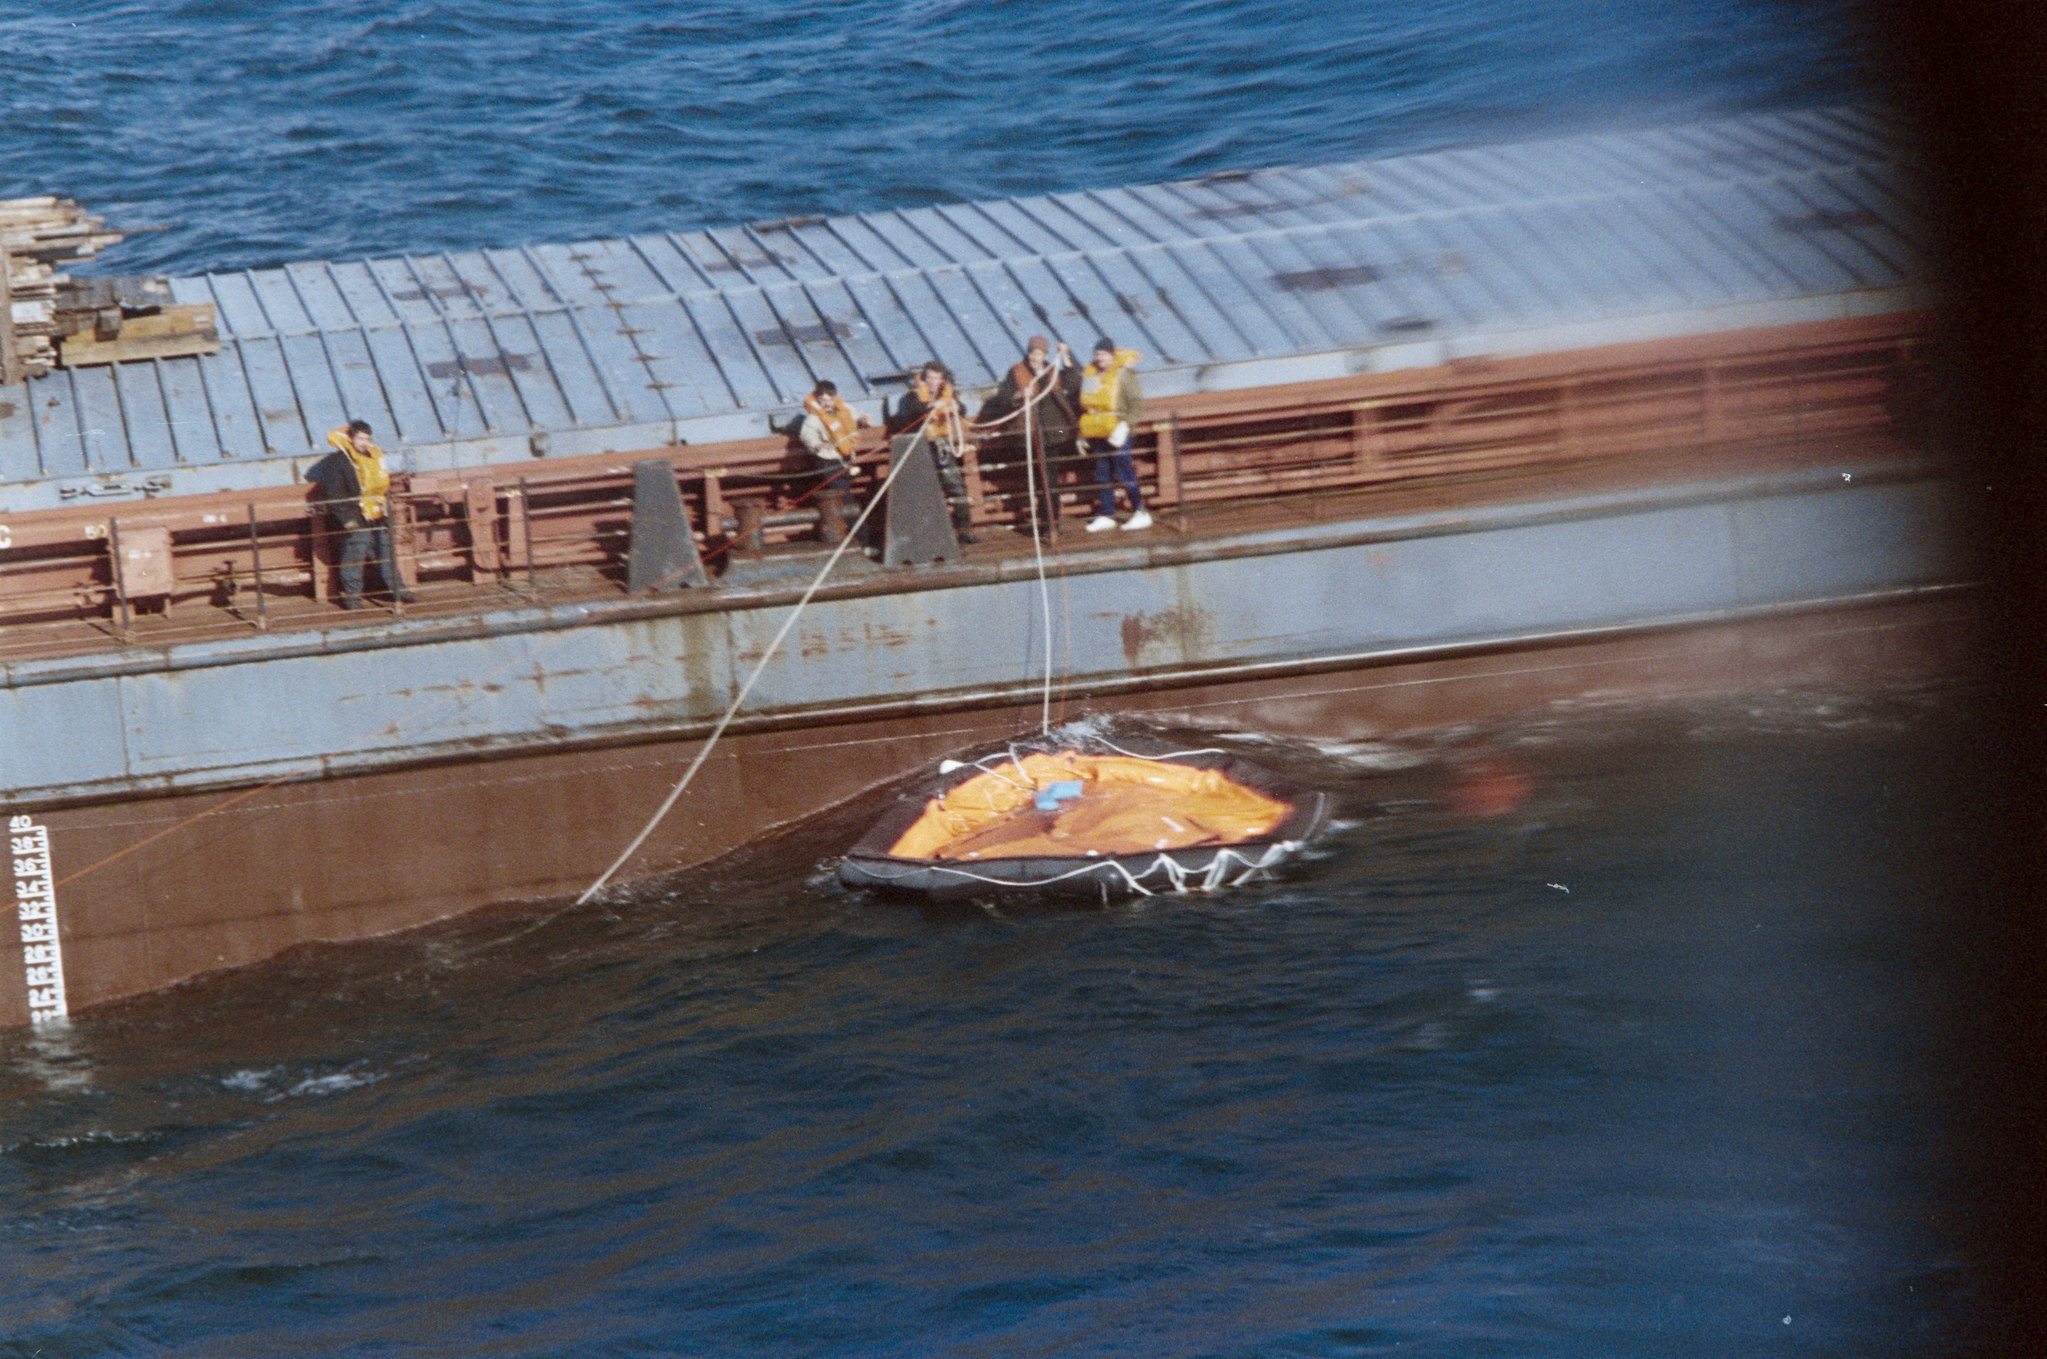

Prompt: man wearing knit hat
[{"left": 980, "top": 335, "right": 1080, "bottom": 528}]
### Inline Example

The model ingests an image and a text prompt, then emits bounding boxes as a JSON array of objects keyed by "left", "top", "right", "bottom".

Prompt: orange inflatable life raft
[{"left": 838, "top": 743, "right": 1328, "bottom": 898}]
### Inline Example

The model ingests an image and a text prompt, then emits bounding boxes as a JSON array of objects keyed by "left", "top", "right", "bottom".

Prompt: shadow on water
[{"left": 0, "top": 691, "right": 1996, "bottom": 1356}]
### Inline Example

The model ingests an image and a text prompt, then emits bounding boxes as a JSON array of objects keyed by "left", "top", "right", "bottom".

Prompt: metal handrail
[{"left": 0, "top": 312, "right": 1932, "bottom": 644}]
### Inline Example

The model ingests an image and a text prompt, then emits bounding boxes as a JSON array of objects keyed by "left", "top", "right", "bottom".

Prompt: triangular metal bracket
[
  {"left": 882, "top": 435, "right": 961, "bottom": 567},
  {"left": 626, "top": 459, "right": 710, "bottom": 591}
]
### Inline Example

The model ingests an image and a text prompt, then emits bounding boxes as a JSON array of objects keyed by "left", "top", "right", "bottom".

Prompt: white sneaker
[
  {"left": 1120, "top": 509, "right": 1152, "bottom": 531},
  {"left": 1084, "top": 515, "right": 1118, "bottom": 532}
]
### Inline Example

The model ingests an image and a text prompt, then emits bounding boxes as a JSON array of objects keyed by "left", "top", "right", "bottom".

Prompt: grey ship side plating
[{"left": 0, "top": 107, "right": 1966, "bottom": 1026}]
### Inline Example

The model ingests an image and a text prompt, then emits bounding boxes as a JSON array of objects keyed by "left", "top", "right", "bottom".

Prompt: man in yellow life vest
[
  {"left": 798, "top": 380, "right": 871, "bottom": 471},
  {"left": 308, "top": 419, "right": 416, "bottom": 610},
  {"left": 885, "top": 360, "right": 980, "bottom": 542},
  {"left": 1080, "top": 338, "right": 1150, "bottom": 532}
]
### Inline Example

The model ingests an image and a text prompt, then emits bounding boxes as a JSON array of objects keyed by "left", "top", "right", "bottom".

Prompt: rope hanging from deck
[
  {"left": 571, "top": 433, "right": 927, "bottom": 905},
  {"left": 579, "top": 357, "right": 1082, "bottom": 902},
  {"left": 54, "top": 358, "right": 1089, "bottom": 904}
]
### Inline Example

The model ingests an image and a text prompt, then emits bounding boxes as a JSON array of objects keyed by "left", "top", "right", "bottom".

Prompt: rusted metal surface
[
  {"left": 0, "top": 313, "right": 1930, "bottom": 654},
  {"left": 0, "top": 458, "right": 1969, "bottom": 809},
  {"left": 0, "top": 106, "right": 1915, "bottom": 510},
  {"left": 0, "top": 591, "right": 1975, "bottom": 1027}
]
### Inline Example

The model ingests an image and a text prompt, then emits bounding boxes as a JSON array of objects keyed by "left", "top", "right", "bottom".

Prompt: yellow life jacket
[
  {"left": 1078, "top": 348, "right": 1140, "bottom": 439},
  {"left": 804, "top": 392, "right": 859, "bottom": 459},
  {"left": 327, "top": 427, "right": 391, "bottom": 522}
]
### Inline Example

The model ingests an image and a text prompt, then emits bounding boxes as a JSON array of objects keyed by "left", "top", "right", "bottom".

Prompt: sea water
[
  {"left": 0, "top": 696, "right": 1991, "bottom": 1355},
  {"left": 3, "top": 2, "right": 1988, "bottom": 1355},
  {"left": 3, "top": 0, "right": 1869, "bottom": 278}
]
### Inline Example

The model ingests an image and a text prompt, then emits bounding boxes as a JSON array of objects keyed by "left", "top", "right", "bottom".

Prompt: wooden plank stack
[
  {"left": 0, "top": 197, "right": 220, "bottom": 385},
  {"left": 57, "top": 298, "right": 220, "bottom": 369},
  {"left": 1, "top": 196, "right": 124, "bottom": 383}
]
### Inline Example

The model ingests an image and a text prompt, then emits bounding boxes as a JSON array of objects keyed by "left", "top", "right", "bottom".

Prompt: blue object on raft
[{"left": 1035, "top": 780, "right": 1085, "bottom": 812}]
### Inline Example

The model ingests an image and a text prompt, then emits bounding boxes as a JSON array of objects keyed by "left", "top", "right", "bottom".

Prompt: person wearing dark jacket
[
  {"left": 307, "top": 419, "right": 417, "bottom": 609},
  {"left": 978, "top": 336, "right": 1079, "bottom": 528}
]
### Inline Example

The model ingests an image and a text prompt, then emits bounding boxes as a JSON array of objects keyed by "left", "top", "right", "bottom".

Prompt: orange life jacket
[
  {"left": 804, "top": 392, "right": 860, "bottom": 459},
  {"left": 912, "top": 375, "right": 966, "bottom": 443},
  {"left": 914, "top": 375, "right": 958, "bottom": 418}
]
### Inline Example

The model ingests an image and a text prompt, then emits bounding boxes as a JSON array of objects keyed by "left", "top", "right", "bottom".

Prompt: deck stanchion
[
  {"left": 390, "top": 496, "right": 409, "bottom": 618},
  {"left": 0, "top": 254, "right": 21, "bottom": 389},
  {"left": 247, "top": 503, "right": 267, "bottom": 632},
  {"left": 1157, "top": 418, "right": 1183, "bottom": 532},
  {"left": 1037, "top": 427, "right": 1061, "bottom": 549},
  {"left": 108, "top": 517, "right": 131, "bottom": 642},
  {"left": 519, "top": 478, "right": 537, "bottom": 592}
]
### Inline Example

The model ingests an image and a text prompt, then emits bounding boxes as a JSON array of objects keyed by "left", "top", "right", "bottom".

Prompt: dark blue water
[
  {"left": 3, "top": 3, "right": 1982, "bottom": 1355},
  {"left": 0, "top": 698, "right": 1989, "bottom": 1356},
  {"left": 3, "top": 0, "right": 1871, "bottom": 277}
]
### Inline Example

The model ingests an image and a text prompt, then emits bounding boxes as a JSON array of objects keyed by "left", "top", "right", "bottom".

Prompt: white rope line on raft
[
  {"left": 944, "top": 733, "right": 1228, "bottom": 792},
  {"left": 1085, "top": 735, "right": 1228, "bottom": 763},
  {"left": 848, "top": 838, "right": 1304, "bottom": 897},
  {"left": 573, "top": 434, "right": 926, "bottom": 906}
]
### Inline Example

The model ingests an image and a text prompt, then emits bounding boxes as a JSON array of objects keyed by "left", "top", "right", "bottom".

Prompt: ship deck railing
[{"left": 0, "top": 311, "right": 1929, "bottom": 663}]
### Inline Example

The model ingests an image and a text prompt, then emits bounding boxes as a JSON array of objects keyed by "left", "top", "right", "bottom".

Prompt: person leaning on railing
[
  {"left": 307, "top": 419, "right": 418, "bottom": 610},
  {"left": 799, "top": 380, "right": 871, "bottom": 470}
]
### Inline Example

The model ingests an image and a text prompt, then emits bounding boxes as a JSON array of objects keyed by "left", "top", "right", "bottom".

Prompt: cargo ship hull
[{"left": 2, "top": 462, "right": 1971, "bottom": 1025}]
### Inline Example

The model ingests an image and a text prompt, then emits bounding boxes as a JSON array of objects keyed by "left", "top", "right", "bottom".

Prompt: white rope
[
  {"left": 574, "top": 437, "right": 924, "bottom": 905},
  {"left": 1020, "top": 368, "right": 1055, "bottom": 734},
  {"left": 848, "top": 838, "right": 1304, "bottom": 897},
  {"left": 1085, "top": 736, "right": 1228, "bottom": 763},
  {"left": 935, "top": 356, "right": 1068, "bottom": 737}
]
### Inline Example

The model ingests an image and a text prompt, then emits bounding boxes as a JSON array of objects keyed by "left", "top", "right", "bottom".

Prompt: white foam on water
[{"left": 282, "top": 1071, "right": 382, "bottom": 1099}]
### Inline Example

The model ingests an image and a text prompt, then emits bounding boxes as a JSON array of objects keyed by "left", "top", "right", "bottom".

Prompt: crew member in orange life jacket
[
  {"left": 798, "top": 380, "right": 871, "bottom": 469},
  {"left": 1080, "top": 338, "right": 1149, "bottom": 532},
  {"left": 980, "top": 336, "right": 1080, "bottom": 526},
  {"left": 886, "top": 360, "right": 979, "bottom": 542}
]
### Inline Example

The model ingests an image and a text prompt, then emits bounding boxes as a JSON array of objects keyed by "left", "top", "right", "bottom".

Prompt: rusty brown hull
[{"left": 3, "top": 594, "right": 1971, "bottom": 1027}]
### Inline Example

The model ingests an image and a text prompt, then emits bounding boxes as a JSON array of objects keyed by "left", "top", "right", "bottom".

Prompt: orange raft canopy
[
  {"left": 838, "top": 744, "right": 1329, "bottom": 898},
  {"left": 891, "top": 752, "right": 1292, "bottom": 860}
]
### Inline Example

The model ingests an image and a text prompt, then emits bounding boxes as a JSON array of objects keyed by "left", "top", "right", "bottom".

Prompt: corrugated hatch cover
[{"left": 0, "top": 105, "right": 1917, "bottom": 505}]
